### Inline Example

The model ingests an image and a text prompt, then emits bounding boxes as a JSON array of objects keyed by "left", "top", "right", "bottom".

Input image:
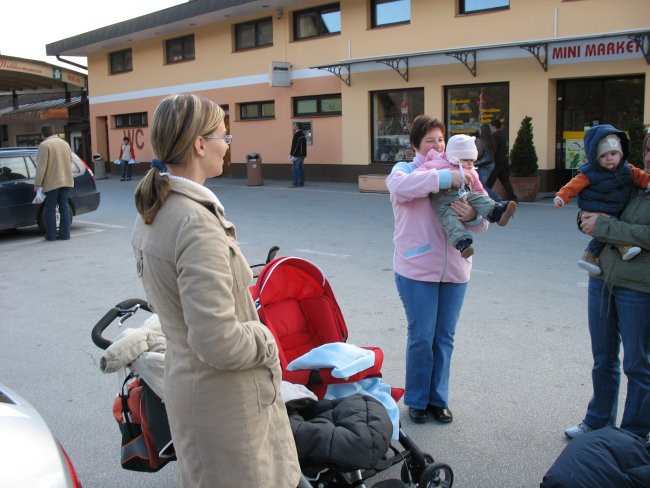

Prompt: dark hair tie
[{"left": 151, "top": 159, "right": 168, "bottom": 172}]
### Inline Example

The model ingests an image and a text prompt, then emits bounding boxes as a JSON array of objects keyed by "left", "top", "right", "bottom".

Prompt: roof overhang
[
  {"left": 0, "top": 55, "right": 87, "bottom": 92},
  {"left": 46, "top": 0, "right": 305, "bottom": 57},
  {"left": 310, "top": 29, "right": 650, "bottom": 86}
]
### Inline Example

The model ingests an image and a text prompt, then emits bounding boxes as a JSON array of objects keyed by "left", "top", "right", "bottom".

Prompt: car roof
[{"left": 0, "top": 147, "right": 38, "bottom": 156}]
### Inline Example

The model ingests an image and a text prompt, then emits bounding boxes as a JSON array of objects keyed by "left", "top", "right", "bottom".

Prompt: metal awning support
[
  {"left": 629, "top": 32, "right": 650, "bottom": 64},
  {"left": 377, "top": 56, "right": 409, "bottom": 82},
  {"left": 446, "top": 50, "right": 477, "bottom": 77},
  {"left": 520, "top": 43, "right": 548, "bottom": 71},
  {"left": 317, "top": 63, "right": 351, "bottom": 86}
]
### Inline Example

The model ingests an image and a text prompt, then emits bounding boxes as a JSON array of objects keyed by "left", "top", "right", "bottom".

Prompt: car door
[{"left": 0, "top": 156, "right": 39, "bottom": 231}]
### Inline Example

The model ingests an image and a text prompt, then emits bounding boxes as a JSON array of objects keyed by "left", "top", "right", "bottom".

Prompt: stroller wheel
[
  {"left": 417, "top": 463, "right": 453, "bottom": 488},
  {"left": 400, "top": 453, "right": 433, "bottom": 484}
]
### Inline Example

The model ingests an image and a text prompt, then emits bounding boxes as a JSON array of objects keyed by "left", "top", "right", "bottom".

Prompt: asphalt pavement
[{"left": 0, "top": 174, "right": 625, "bottom": 487}]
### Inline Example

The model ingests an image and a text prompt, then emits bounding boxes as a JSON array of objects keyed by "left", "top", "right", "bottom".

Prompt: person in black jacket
[
  {"left": 486, "top": 118, "right": 517, "bottom": 201},
  {"left": 289, "top": 123, "right": 307, "bottom": 187}
]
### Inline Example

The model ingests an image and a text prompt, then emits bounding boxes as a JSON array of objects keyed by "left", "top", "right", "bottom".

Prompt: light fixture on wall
[{"left": 276, "top": 9, "right": 283, "bottom": 20}]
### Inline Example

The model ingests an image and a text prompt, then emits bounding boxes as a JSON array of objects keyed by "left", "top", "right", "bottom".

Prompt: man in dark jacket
[
  {"left": 486, "top": 118, "right": 517, "bottom": 201},
  {"left": 289, "top": 123, "right": 307, "bottom": 187}
]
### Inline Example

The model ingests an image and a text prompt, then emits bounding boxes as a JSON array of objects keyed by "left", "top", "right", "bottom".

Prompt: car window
[
  {"left": 25, "top": 156, "right": 38, "bottom": 177},
  {"left": 70, "top": 154, "right": 81, "bottom": 174},
  {"left": 0, "top": 157, "right": 28, "bottom": 181}
]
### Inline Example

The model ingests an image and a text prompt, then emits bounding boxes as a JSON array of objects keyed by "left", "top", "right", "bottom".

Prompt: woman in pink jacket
[{"left": 386, "top": 115, "right": 488, "bottom": 424}]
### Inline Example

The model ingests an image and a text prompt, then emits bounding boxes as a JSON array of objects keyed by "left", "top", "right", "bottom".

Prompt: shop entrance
[{"left": 555, "top": 75, "right": 645, "bottom": 188}]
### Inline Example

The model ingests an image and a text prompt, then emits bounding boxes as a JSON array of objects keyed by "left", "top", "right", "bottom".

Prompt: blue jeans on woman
[
  {"left": 584, "top": 277, "right": 650, "bottom": 438},
  {"left": 43, "top": 187, "right": 72, "bottom": 241},
  {"left": 395, "top": 273, "right": 467, "bottom": 409}
]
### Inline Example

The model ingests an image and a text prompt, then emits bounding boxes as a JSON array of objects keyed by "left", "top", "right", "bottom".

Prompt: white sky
[{"left": 0, "top": 0, "right": 186, "bottom": 69}]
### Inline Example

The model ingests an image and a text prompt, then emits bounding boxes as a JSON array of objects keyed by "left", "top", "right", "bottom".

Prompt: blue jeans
[
  {"left": 120, "top": 160, "right": 132, "bottom": 180},
  {"left": 291, "top": 157, "right": 304, "bottom": 186},
  {"left": 584, "top": 277, "right": 650, "bottom": 437},
  {"left": 476, "top": 162, "right": 501, "bottom": 201},
  {"left": 43, "top": 187, "right": 72, "bottom": 240},
  {"left": 395, "top": 273, "right": 468, "bottom": 409},
  {"left": 586, "top": 238, "right": 605, "bottom": 257}
]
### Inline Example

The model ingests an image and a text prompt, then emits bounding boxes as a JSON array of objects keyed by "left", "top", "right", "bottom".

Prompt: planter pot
[
  {"left": 359, "top": 174, "right": 388, "bottom": 193},
  {"left": 509, "top": 175, "right": 540, "bottom": 202}
]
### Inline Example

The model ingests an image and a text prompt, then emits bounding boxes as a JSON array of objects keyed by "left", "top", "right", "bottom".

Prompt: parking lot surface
[{"left": 0, "top": 175, "right": 622, "bottom": 487}]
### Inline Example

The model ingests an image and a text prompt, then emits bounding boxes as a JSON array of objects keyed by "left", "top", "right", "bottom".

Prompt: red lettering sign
[{"left": 124, "top": 129, "right": 145, "bottom": 151}]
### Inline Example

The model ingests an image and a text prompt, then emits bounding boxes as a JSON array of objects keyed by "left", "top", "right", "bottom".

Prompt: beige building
[{"left": 47, "top": 0, "right": 649, "bottom": 190}]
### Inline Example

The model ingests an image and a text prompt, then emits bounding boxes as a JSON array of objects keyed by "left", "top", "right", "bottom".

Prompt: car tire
[{"left": 37, "top": 203, "right": 72, "bottom": 235}]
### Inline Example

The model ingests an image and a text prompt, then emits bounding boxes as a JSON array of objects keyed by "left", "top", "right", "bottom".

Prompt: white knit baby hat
[
  {"left": 446, "top": 134, "right": 478, "bottom": 163},
  {"left": 596, "top": 134, "right": 623, "bottom": 159}
]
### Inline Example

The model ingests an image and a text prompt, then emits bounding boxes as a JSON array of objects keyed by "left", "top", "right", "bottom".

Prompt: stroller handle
[{"left": 91, "top": 298, "right": 151, "bottom": 350}]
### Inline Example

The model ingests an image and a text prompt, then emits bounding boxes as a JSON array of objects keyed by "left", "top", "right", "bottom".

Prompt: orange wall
[{"left": 85, "top": 0, "right": 650, "bottom": 170}]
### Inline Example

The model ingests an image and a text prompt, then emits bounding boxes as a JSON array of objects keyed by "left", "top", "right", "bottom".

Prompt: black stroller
[{"left": 92, "top": 250, "right": 454, "bottom": 487}]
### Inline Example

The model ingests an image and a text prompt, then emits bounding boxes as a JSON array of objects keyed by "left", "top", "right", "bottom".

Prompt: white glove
[{"left": 553, "top": 196, "right": 564, "bottom": 208}]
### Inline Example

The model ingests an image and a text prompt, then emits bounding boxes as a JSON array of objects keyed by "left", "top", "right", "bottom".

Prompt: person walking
[
  {"left": 486, "top": 118, "right": 518, "bottom": 201},
  {"left": 386, "top": 115, "right": 488, "bottom": 425},
  {"left": 132, "top": 94, "right": 300, "bottom": 487},
  {"left": 34, "top": 125, "right": 73, "bottom": 241},
  {"left": 474, "top": 123, "right": 501, "bottom": 201},
  {"left": 564, "top": 130, "right": 650, "bottom": 442},
  {"left": 118, "top": 136, "right": 135, "bottom": 181},
  {"left": 289, "top": 123, "right": 307, "bottom": 187}
]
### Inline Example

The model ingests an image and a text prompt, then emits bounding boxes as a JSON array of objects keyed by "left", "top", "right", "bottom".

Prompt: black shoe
[
  {"left": 56, "top": 235, "right": 70, "bottom": 240},
  {"left": 456, "top": 238, "right": 474, "bottom": 258},
  {"left": 408, "top": 407, "right": 428, "bottom": 424},
  {"left": 488, "top": 200, "right": 517, "bottom": 226},
  {"left": 428, "top": 405, "right": 453, "bottom": 423}
]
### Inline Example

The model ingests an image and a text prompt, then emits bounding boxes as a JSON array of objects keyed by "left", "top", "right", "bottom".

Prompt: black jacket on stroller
[{"left": 287, "top": 394, "right": 393, "bottom": 477}]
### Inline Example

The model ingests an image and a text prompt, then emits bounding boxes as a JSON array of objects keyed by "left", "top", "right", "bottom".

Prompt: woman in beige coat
[{"left": 132, "top": 94, "right": 300, "bottom": 487}]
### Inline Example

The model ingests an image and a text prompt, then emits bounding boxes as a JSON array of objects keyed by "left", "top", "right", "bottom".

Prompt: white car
[{"left": 0, "top": 382, "right": 82, "bottom": 487}]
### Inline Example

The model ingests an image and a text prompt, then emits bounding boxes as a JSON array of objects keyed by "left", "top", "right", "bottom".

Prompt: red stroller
[
  {"left": 91, "top": 251, "right": 454, "bottom": 487},
  {"left": 250, "top": 255, "right": 454, "bottom": 487}
]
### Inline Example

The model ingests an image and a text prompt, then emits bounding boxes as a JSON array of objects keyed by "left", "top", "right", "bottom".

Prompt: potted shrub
[{"left": 509, "top": 115, "right": 540, "bottom": 201}]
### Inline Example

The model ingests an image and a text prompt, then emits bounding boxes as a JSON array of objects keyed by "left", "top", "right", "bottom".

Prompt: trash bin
[
  {"left": 92, "top": 154, "right": 107, "bottom": 180},
  {"left": 246, "top": 152, "right": 263, "bottom": 186}
]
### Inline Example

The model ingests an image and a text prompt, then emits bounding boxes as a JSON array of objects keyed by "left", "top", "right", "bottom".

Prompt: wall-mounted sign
[
  {"left": 550, "top": 36, "right": 643, "bottom": 65},
  {"left": 270, "top": 61, "right": 291, "bottom": 87}
]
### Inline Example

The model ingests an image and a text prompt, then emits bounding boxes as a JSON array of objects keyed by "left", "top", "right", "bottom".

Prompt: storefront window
[
  {"left": 557, "top": 75, "right": 645, "bottom": 171},
  {"left": 371, "top": 88, "right": 424, "bottom": 163},
  {"left": 445, "top": 83, "right": 509, "bottom": 137}
]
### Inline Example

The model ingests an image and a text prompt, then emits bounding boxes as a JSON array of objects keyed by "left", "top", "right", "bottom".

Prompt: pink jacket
[
  {"left": 417, "top": 149, "right": 488, "bottom": 196},
  {"left": 386, "top": 151, "right": 488, "bottom": 283}
]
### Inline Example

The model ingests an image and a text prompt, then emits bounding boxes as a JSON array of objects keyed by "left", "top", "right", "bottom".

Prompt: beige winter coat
[
  {"left": 35, "top": 135, "right": 73, "bottom": 192},
  {"left": 131, "top": 177, "right": 300, "bottom": 488}
]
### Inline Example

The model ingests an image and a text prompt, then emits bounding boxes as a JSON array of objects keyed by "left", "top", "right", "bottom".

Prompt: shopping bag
[{"left": 32, "top": 188, "right": 46, "bottom": 204}]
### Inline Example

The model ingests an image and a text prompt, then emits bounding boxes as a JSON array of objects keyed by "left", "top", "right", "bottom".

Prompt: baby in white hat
[
  {"left": 417, "top": 134, "right": 517, "bottom": 258},
  {"left": 554, "top": 126, "right": 650, "bottom": 275}
]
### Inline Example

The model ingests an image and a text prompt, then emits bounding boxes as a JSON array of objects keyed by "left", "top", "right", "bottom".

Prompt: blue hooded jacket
[{"left": 577, "top": 124, "right": 632, "bottom": 214}]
